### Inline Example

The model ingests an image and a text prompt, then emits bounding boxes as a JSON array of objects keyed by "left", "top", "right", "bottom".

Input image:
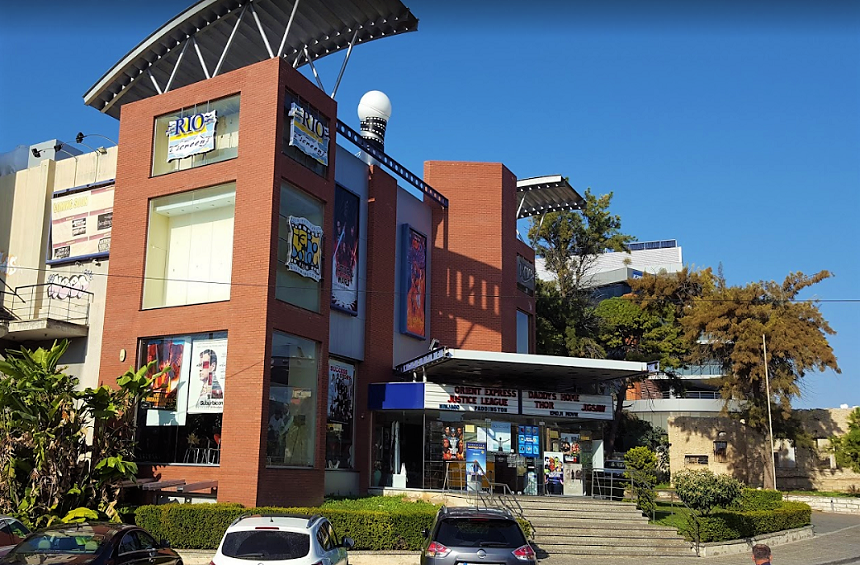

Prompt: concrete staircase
[{"left": 513, "top": 496, "right": 695, "bottom": 557}]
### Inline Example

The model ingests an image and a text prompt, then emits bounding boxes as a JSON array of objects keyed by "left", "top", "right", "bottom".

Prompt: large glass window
[
  {"left": 268, "top": 332, "right": 318, "bottom": 467},
  {"left": 516, "top": 310, "right": 531, "bottom": 354},
  {"left": 135, "top": 332, "right": 227, "bottom": 465},
  {"left": 276, "top": 182, "right": 324, "bottom": 312},
  {"left": 143, "top": 183, "right": 235, "bottom": 309},
  {"left": 326, "top": 359, "right": 355, "bottom": 470},
  {"left": 152, "top": 95, "right": 240, "bottom": 176}
]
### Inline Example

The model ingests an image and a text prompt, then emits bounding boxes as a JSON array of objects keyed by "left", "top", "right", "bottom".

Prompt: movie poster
[
  {"left": 143, "top": 338, "right": 189, "bottom": 426},
  {"left": 331, "top": 187, "right": 360, "bottom": 314},
  {"left": 561, "top": 433, "right": 581, "bottom": 463},
  {"left": 327, "top": 359, "right": 354, "bottom": 424},
  {"left": 187, "top": 338, "right": 227, "bottom": 414},
  {"left": 401, "top": 225, "right": 427, "bottom": 338},
  {"left": 287, "top": 216, "right": 323, "bottom": 281},
  {"left": 544, "top": 451, "right": 564, "bottom": 493},
  {"left": 441, "top": 425, "right": 465, "bottom": 461}
]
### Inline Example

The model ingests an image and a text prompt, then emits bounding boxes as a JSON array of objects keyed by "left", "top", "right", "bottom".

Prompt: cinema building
[{"left": 56, "top": 0, "right": 653, "bottom": 507}]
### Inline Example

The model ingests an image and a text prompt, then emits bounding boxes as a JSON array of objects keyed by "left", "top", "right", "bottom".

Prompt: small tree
[
  {"left": 673, "top": 469, "right": 743, "bottom": 516},
  {"left": 830, "top": 408, "right": 860, "bottom": 473},
  {"left": 0, "top": 340, "right": 158, "bottom": 526},
  {"left": 624, "top": 446, "right": 657, "bottom": 515}
]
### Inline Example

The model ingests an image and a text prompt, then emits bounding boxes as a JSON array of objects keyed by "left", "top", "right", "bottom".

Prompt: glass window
[
  {"left": 434, "top": 518, "right": 526, "bottom": 548},
  {"left": 326, "top": 359, "right": 355, "bottom": 470},
  {"left": 221, "top": 531, "right": 310, "bottom": 560},
  {"left": 282, "top": 90, "right": 329, "bottom": 177},
  {"left": 143, "top": 183, "right": 235, "bottom": 309},
  {"left": 152, "top": 95, "right": 240, "bottom": 176},
  {"left": 267, "top": 332, "right": 318, "bottom": 467},
  {"left": 276, "top": 182, "right": 324, "bottom": 312},
  {"left": 516, "top": 310, "right": 531, "bottom": 354}
]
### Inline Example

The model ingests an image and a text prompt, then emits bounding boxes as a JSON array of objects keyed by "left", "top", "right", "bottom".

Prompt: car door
[{"left": 132, "top": 530, "right": 176, "bottom": 565}]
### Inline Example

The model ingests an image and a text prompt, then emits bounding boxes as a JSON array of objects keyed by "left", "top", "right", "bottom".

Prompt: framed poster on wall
[
  {"left": 331, "top": 186, "right": 360, "bottom": 315},
  {"left": 400, "top": 224, "right": 427, "bottom": 339}
]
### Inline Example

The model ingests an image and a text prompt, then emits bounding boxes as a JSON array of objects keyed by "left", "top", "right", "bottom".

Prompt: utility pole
[{"left": 762, "top": 334, "right": 777, "bottom": 490}]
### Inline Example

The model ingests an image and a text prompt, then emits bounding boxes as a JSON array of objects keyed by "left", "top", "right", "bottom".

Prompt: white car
[{"left": 212, "top": 514, "right": 354, "bottom": 565}]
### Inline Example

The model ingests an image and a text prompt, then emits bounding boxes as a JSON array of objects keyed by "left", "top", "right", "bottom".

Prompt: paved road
[{"left": 178, "top": 511, "right": 860, "bottom": 565}]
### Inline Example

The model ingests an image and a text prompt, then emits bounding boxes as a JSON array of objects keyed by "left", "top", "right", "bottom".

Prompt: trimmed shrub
[
  {"left": 624, "top": 447, "right": 657, "bottom": 515},
  {"left": 674, "top": 469, "right": 743, "bottom": 515},
  {"left": 681, "top": 501, "right": 811, "bottom": 543},
  {"left": 731, "top": 488, "right": 783, "bottom": 511},
  {"left": 135, "top": 501, "right": 439, "bottom": 550}
]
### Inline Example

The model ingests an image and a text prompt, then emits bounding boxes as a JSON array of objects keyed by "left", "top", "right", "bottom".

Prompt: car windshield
[
  {"left": 221, "top": 530, "right": 310, "bottom": 560},
  {"left": 14, "top": 530, "right": 108, "bottom": 554},
  {"left": 435, "top": 518, "right": 526, "bottom": 549}
]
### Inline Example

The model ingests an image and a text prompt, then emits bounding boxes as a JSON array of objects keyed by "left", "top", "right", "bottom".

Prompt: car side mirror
[
  {"left": 341, "top": 537, "right": 354, "bottom": 549},
  {"left": 159, "top": 539, "right": 171, "bottom": 549},
  {"left": 421, "top": 528, "right": 429, "bottom": 539}
]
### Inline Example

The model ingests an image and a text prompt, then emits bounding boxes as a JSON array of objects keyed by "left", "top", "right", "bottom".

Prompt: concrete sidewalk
[{"left": 177, "top": 512, "right": 860, "bottom": 565}]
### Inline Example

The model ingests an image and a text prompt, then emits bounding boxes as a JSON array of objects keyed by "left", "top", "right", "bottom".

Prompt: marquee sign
[
  {"left": 424, "top": 383, "right": 517, "bottom": 415},
  {"left": 520, "top": 390, "right": 613, "bottom": 420},
  {"left": 167, "top": 110, "right": 217, "bottom": 161},
  {"left": 288, "top": 102, "right": 330, "bottom": 166},
  {"left": 287, "top": 216, "right": 323, "bottom": 281}
]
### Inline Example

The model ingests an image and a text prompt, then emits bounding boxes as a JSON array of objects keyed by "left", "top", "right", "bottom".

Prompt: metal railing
[
  {"left": 629, "top": 390, "right": 722, "bottom": 400},
  {"left": 9, "top": 283, "right": 92, "bottom": 325}
]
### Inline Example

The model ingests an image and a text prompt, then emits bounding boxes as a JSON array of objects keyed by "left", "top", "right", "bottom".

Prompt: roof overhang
[
  {"left": 516, "top": 175, "right": 585, "bottom": 219},
  {"left": 395, "top": 348, "right": 650, "bottom": 393},
  {"left": 84, "top": 0, "right": 419, "bottom": 118}
]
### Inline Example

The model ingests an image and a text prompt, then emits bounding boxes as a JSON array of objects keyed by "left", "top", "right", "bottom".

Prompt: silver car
[
  {"left": 212, "top": 514, "right": 354, "bottom": 565},
  {"left": 420, "top": 507, "right": 536, "bottom": 565}
]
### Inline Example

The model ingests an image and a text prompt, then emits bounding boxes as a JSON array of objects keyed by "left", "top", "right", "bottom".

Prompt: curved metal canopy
[
  {"left": 84, "top": 0, "right": 418, "bottom": 118},
  {"left": 516, "top": 175, "right": 585, "bottom": 219}
]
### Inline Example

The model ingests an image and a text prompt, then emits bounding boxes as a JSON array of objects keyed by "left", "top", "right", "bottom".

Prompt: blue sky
[{"left": 1, "top": 1, "right": 858, "bottom": 408}]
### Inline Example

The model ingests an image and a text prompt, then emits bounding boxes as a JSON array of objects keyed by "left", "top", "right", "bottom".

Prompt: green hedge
[
  {"left": 731, "top": 489, "right": 783, "bottom": 511},
  {"left": 135, "top": 502, "right": 438, "bottom": 551},
  {"left": 682, "top": 501, "right": 811, "bottom": 543}
]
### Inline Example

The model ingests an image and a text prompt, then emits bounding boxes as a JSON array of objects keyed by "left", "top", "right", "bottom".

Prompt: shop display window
[
  {"left": 267, "top": 332, "right": 318, "bottom": 468},
  {"left": 276, "top": 182, "right": 324, "bottom": 312},
  {"left": 135, "top": 331, "right": 227, "bottom": 465},
  {"left": 325, "top": 358, "right": 355, "bottom": 470},
  {"left": 142, "top": 183, "right": 235, "bottom": 309},
  {"left": 152, "top": 94, "right": 240, "bottom": 176}
]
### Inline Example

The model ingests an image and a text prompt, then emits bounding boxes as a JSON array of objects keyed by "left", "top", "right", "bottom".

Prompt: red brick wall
[
  {"left": 100, "top": 58, "right": 336, "bottom": 508},
  {"left": 355, "top": 166, "right": 398, "bottom": 492},
  {"left": 426, "top": 162, "right": 521, "bottom": 353}
]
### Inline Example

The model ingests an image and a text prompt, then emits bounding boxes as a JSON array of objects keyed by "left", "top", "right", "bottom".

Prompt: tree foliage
[
  {"left": 673, "top": 469, "right": 744, "bottom": 516},
  {"left": 0, "top": 340, "right": 158, "bottom": 526},
  {"left": 831, "top": 408, "right": 860, "bottom": 473},
  {"left": 624, "top": 446, "right": 658, "bottom": 515}
]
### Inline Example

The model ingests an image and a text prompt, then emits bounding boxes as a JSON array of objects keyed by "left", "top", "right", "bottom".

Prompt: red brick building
[{"left": 87, "top": 0, "right": 646, "bottom": 506}]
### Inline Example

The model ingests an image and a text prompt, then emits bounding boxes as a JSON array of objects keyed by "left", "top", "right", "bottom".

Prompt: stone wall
[{"left": 783, "top": 494, "right": 860, "bottom": 513}]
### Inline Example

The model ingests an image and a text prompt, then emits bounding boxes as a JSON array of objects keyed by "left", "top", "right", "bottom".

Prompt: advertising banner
[
  {"left": 440, "top": 425, "right": 465, "bottom": 461},
  {"left": 517, "top": 425, "right": 540, "bottom": 456},
  {"left": 167, "top": 110, "right": 217, "bottom": 161},
  {"left": 187, "top": 338, "right": 227, "bottom": 414},
  {"left": 424, "top": 383, "right": 518, "bottom": 415},
  {"left": 143, "top": 338, "right": 189, "bottom": 426},
  {"left": 287, "top": 215, "right": 323, "bottom": 281},
  {"left": 49, "top": 185, "right": 114, "bottom": 262},
  {"left": 521, "top": 390, "right": 613, "bottom": 420},
  {"left": 560, "top": 433, "right": 582, "bottom": 463},
  {"left": 465, "top": 442, "right": 487, "bottom": 477},
  {"left": 331, "top": 187, "right": 360, "bottom": 314},
  {"left": 487, "top": 421, "right": 513, "bottom": 452},
  {"left": 327, "top": 359, "right": 354, "bottom": 424},
  {"left": 544, "top": 451, "right": 564, "bottom": 493},
  {"left": 288, "top": 102, "right": 330, "bottom": 166},
  {"left": 401, "top": 225, "right": 427, "bottom": 339}
]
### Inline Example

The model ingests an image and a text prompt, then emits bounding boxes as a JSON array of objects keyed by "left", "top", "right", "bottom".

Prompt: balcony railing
[
  {"left": 8, "top": 283, "right": 93, "bottom": 325},
  {"left": 630, "top": 390, "right": 722, "bottom": 401}
]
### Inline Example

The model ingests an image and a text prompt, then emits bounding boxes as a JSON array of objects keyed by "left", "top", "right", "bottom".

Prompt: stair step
[
  {"left": 526, "top": 516, "right": 650, "bottom": 527},
  {"left": 521, "top": 508, "right": 645, "bottom": 518},
  {"left": 535, "top": 529, "right": 684, "bottom": 540},
  {"left": 535, "top": 545, "right": 695, "bottom": 557},
  {"left": 535, "top": 536, "right": 690, "bottom": 547}
]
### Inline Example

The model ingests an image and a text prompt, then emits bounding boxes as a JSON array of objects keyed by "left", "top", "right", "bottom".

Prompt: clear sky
[{"left": 1, "top": 1, "right": 857, "bottom": 408}]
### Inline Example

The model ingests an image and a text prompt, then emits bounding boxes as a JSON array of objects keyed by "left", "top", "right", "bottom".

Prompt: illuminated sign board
[
  {"left": 288, "top": 102, "right": 330, "bottom": 166},
  {"left": 424, "top": 383, "right": 517, "bottom": 415},
  {"left": 520, "top": 390, "right": 613, "bottom": 420},
  {"left": 166, "top": 110, "right": 217, "bottom": 161}
]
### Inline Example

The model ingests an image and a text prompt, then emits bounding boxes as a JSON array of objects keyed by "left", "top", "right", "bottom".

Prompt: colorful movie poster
[
  {"left": 327, "top": 359, "right": 354, "bottom": 424},
  {"left": 401, "top": 225, "right": 427, "bottom": 339},
  {"left": 465, "top": 442, "right": 487, "bottom": 477},
  {"left": 49, "top": 185, "right": 114, "bottom": 262},
  {"left": 288, "top": 102, "right": 330, "bottom": 166},
  {"left": 441, "top": 425, "right": 465, "bottom": 461},
  {"left": 167, "top": 110, "right": 217, "bottom": 161},
  {"left": 331, "top": 187, "right": 360, "bottom": 314},
  {"left": 187, "top": 338, "right": 227, "bottom": 414},
  {"left": 561, "top": 433, "right": 581, "bottom": 463},
  {"left": 287, "top": 216, "right": 323, "bottom": 281},
  {"left": 143, "top": 338, "right": 189, "bottom": 426},
  {"left": 544, "top": 451, "right": 564, "bottom": 492}
]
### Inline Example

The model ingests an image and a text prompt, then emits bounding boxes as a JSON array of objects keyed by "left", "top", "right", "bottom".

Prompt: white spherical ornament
[{"left": 357, "top": 90, "right": 392, "bottom": 122}]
